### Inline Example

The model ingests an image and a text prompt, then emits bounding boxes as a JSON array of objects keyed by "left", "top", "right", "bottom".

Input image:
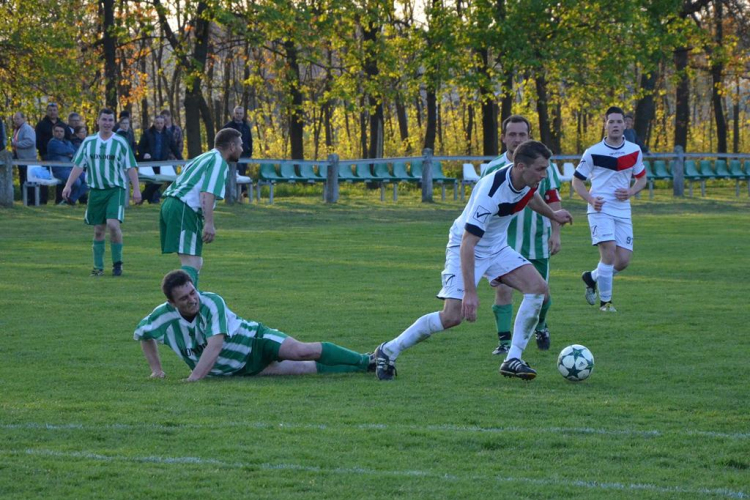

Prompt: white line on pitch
[
  {"left": 12, "top": 448, "right": 748, "bottom": 499},
  {"left": 1, "top": 421, "right": 748, "bottom": 440}
]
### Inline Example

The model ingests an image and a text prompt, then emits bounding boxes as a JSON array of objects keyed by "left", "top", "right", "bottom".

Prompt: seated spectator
[
  {"left": 67, "top": 112, "right": 82, "bottom": 136},
  {"left": 72, "top": 125, "right": 88, "bottom": 150},
  {"left": 115, "top": 115, "right": 137, "bottom": 152},
  {"left": 138, "top": 115, "right": 180, "bottom": 204},
  {"left": 48, "top": 123, "right": 88, "bottom": 205}
]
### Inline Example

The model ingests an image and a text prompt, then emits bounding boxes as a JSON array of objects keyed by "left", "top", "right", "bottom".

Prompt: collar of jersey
[
  {"left": 602, "top": 137, "right": 625, "bottom": 150},
  {"left": 507, "top": 165, "right": 522, "bottom": 194}
]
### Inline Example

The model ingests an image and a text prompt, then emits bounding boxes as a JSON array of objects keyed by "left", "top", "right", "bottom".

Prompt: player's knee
[
  {"left": 529, "top": 280, "right": 548, "bottom": 296},
  {"left": 441, "top": 310, "right": 462, "bottom": 329}
]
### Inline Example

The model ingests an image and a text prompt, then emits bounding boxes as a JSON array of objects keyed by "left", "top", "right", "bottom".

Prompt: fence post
[
  {"left": 226, "top": 161, "right": 238, "bottom": 205},
  {"left": 673, "top": 146, "right": 685, "bottom": 197},
  {"left": 326, "top": 154, "right": 339, "bottom": 203},
  {"left": 0, "top": 151, "right": 13, "bottom": 207},
  {"left": 421, "top": 148, "right": 433, "bottom": 203}
]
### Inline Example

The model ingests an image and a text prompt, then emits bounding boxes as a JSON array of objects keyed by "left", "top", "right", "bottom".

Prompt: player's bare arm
[
  {"left": 548, "top": 201, "right": 562, "bottom": 255},
  {"left": 127, "top": 167, "right": 142, "bottom": 204},
  {"left": 615, "top": 174, "right": 648, "bottom": 201},
  {"left": 572, "top": 176, "right": 604, "bottom": 211},
  {"left": 185, "top": 334, "right": 226, "bottom": 382},
  {"left": 459, "top": 231, "right": 481, "bottom": 322},
  {"left": 141, "top": 339, "right": 166, "bottom": 378},
  {"left": 528, "top": 193, "right": 573, "bottom": 226},
  {"left": 62, "top": 166, "right": 85, "bottom": 200},
  {"left": 200, "top": 192, "right": 217, "bottom": 243}
]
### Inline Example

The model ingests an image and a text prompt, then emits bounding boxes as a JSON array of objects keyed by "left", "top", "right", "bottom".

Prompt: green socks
[
  {"left": 181, "top": 265, "right": 200, "bottom": 288},
  {"left": 492, "top": 304, "right": 513, "bottom": 346},
  {"left": 92, "top": 240, "right": 105, "bottom": 270},
  {"left": 317, "top": 342, "right": 369, "bottom": 372},
  {"left": 111, "top": 243, "right": 123, "bottom": 264},
  {"left": 536, "top": 297, "right": 552, "bottom": 331}
]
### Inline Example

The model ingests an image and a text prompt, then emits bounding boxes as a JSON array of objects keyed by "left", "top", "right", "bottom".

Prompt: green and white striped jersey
[
  {"left": 482, "top": 153, "right": 562, "bottom": 260},
  {"left": 72, "top": 133, "right": 136, "bottom": 189},
  {"left": 163, "top": 149, "right": 228, "bottom": 213},
  {"left": 134, "top": 291, "right": 262, "bottom": 376}
]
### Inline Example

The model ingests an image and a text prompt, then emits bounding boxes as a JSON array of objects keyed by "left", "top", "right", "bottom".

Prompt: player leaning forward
[
  {"left": 160, "top": 128, "right": 243, "bottom": 288},
  {"left": 374, "top": 141, "right": 573, "bottom": 381},
  {"left": 572, "top": 106, "right": 648, "bottom": 312},
  {"left": 135, "top": 270, "right": 375, "bottom": 381},
  {"left": 63, "top": 109, "right": 142, "bottom": 277}
]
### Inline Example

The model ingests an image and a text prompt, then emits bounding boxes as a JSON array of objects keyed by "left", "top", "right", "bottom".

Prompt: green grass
[{"left": 1, "top": 187, "right": 749, "bottom": 499}]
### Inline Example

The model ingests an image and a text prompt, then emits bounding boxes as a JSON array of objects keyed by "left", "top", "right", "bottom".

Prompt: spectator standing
[
  {"left": 160, "top": 110, "right": 183, "bottom": 160},
  {"left": 67, "top": 112, "right": 82, "bottom": 136},
  {"left": 48, "top": 123, "right": 88, "bottom": 205},
  {"left": 624, "top": 113, "right": 649, "bottom": 153},
  {"left": 62, "top": 108, "right": 142, "bottom": 277},
  {"left": 223, "top": 106, "right": 253, "bottom": 195},
  {"left": 138, "top": 115, "right": 180, "bottom": 204},
  {"left": 115, "top": 116, "right": 137, "bottom": 152},
  {"left": 11, "top": 112, "right": 38, "bottom": 203},
  {"left": 36, "top": 103, "right": 70, "bottom": 160}
]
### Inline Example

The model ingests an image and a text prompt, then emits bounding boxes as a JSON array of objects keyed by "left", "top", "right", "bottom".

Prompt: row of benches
[{"left": 643, "top": 159, "right": 750, "bottom": 197}]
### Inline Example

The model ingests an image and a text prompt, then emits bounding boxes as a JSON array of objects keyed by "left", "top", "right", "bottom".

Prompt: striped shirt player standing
[
  {"left": 483, "top": 115, "right": 563, "bottom": 355},
  {"left": 160, "top": 128, "right": 243, "bottom": 288},
  {"left": 63, "top": 109, "right": 142, "bottom": 277},
  {"left": 135, "top": 270, "right": 374, "bottom": 381},
  {"left": 373, "top": 141, "right": 573, "bottom": 381},
  {"left": 572, "top": 106, "right": 648, "bottom": 312}
]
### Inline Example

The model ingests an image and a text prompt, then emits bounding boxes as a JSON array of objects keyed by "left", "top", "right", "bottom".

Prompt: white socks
[
  {"left": 596, "top": 262, "right": 615, "bottom": 302},
  {"left": 384, "top": 312, "right": 444, "bottom": 359},
  {"left": 507, "top": 294, "right": 545, "bottom": 360}
]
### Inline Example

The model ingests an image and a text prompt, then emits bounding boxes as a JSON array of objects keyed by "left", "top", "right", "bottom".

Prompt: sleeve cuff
[{"left": 464, "top": 223, "right": 485, "bottom": 238}]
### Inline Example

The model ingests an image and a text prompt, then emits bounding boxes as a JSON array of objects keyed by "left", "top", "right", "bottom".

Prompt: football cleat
[
  {"left": 535, "top": 327, "right": 551, "bottom": 350},
  {"left": 112, "top": 261, "right": 123, "bottom": 277},
  {"left": 365, "top": 352, "right": 377, "bottom": 373},
  {"left": 499, "top": 358, "right": 537, "bottom": 380},
  {"left": 581, "top": 271, "right": 597, "bottom": 305},
  {"left": 599, "top": 301, "right": 617, "bottom": 313},
  {"left": 374, "top": 342, "right": 397, "bottom": 381},
  {"left": 90, "top": 268, "right": 104, "bottom": 277},
  {"left": 492, "top": 343, "right": 510, "bottom": 355}
]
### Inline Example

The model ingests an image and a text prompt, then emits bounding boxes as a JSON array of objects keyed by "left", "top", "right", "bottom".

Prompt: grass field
[{"left": 1, "top": 187, "right": 749, "bottom": 499}]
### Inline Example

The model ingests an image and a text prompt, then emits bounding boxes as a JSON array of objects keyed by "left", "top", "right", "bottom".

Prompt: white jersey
[
  {"left": 575, "top": 139, "right": 646, "bottom": 218},
  {"left": 447, "top": 165, "right": 536, "bottom": 258}
]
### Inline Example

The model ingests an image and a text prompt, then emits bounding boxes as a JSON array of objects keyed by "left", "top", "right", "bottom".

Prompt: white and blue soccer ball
[{"left": 557, "top": 344, "right": 594, "bottom": 382}]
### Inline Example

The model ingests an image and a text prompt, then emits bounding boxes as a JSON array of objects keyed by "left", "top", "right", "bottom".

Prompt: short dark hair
[
  {"left": 215, "top": 128, "right": 242, "bottom": 150},
  {"left": 161, "top": 270, "right": 193, "bottom": 301},
  {"left": 52, "top": 123, "right": 66, "bottom": 131},
  {"left": 605, "top": 106, "right": 625, "bottom": 120},
  {"left": 160, "top": 109, "right": 171, "bottom": 118},
  {"left": 513, "top": 140, "right": 552, "bottom": 167},
  {"left": 74, "top": 125, "right": 87, "bottom": 135},
  {"left": 119, "top": 111, "right": 130, "bottom": 120},
  {"left": 501, "top": 115, "right": 531, "bottom": 135},
  {"left": 98, "top": 108, "right": 115, "bottom": 118}
]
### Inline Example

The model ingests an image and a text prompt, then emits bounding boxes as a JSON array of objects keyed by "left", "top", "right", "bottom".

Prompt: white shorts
[
  {"left": 588, "top": 212, "right": 633, "bottom": 250},
  {"left": 437, "top": 245, "right": 531, "bottom": 300}
]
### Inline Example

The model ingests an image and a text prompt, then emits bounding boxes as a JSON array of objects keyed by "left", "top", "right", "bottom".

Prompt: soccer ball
[{"left": 557, "top": 344, "right": 594, "bottom": 382}]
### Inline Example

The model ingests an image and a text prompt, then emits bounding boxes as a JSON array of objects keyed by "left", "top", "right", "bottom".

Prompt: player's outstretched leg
[{"left": 534, "top": 296, "right": 552, "bottom": 350}]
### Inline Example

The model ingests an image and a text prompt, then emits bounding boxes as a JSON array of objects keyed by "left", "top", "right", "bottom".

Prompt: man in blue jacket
[
  {"left": 49, "top": 123, "right": 88, "bottom": 205},
  {"left": 138, "top": 115, "right": 180, "bottom": 204}
]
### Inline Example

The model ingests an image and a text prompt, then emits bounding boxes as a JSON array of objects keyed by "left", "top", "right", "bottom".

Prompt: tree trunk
[
  {"left": 710, "top": 0, "right": 727, "bottom": 153},
  {"left": 478, "top": 48, "right": 497, "bottom": 156},
  {"left": 284, "top": 40, "right": 304, "bottom": 160},
  {"left": 101, "top": 0, "right": 118, "bottom": 110},
  {"left": 673, "top": 47, "right": 690, "bottom": 150},
  {"left": 395, "top": 94, "right": 409, "bottom": 148},
  {"left": 423, "top": 88, "right": 437, "bottom": 151},
  {"left": 535, "top": 72, "right": 554, "bottom": 149},
  {"left": 362, "top": 21, "right": 383, "bottom": 159},
  {"left": 465, "top": 104, "right": 474, "bottom": 155},
  {"left": 634, "top": 69, "right": 657, "bottom": 150},
  {"left": 733, "top": 78, "right": 740, "bottom": 154}
]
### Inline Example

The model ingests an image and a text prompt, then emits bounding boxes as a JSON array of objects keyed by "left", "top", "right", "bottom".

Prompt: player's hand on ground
[
  {"left": 202, "top": 224, "right": 216, "bottom": 243},
  {"left": 548, "top": 234, "right": 561, "bottom": 255},
  {"left": 150, "top": 370, "right": 166, "bottom": 379},
  {"left": 614, "top": 188, "right": 631, "bottom": 201},
  {"left": 552, "top": 209, "right": 573, "bottom": 226},
  {"left": 591, "top": 196, "right": 605, "bottom": 211},
  {"left": 461, "top": 293, "right": 479, "bottom": 322}
]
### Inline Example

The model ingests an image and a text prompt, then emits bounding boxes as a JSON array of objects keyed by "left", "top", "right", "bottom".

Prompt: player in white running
[
  {"left": 572, "top": 106, "right": 648, "bottom": 312},
  {"left": 373, "top": 141, "right": 573, "bottom": 381}
]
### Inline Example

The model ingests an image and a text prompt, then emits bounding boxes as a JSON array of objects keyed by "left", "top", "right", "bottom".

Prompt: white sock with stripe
[
  {"left": 507, "top": 294, "right": 545, "bottom": 360},
  {"left": 597, "top": 262, "right": 615, "bottom": 302}
]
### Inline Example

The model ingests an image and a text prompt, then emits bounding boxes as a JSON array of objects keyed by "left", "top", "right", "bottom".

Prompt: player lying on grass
[{"left": 135, "top": 270, "right": 375, "bottom": 381}]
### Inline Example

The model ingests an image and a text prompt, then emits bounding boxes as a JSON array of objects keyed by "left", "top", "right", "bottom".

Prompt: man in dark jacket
[
  {"left": 35, "top": 103, "right": 71, "bottom": 203},
  {"left": 223, "top": 106, "right": 253, "bottom": 194},
  {"left": 48, "top": 123, "right": 88, "bottom": 205},
  {"left": 138, "top": 115, "right": 180, "bottom": 203}
]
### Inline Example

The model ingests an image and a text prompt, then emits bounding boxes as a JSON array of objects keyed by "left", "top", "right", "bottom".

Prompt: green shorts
[
  {"left": 241, "top": 324, "right": 289, "bottom": 376},
  {"left": 85, "top": 187, "right": 126, "bottom": 225},
  {"left": 160, "top": 196, "right": 203, "bottom": 256},
  {"left": 530, "top": 257, "right": 550, "bottom": 282}
]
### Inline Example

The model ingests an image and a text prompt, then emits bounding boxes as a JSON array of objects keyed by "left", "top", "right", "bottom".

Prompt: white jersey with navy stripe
[
  {"left": 447, "top": 165, "right": 536, "bottom": 258},
  {"left": 575, "top": 139, "right": 646, "bottom": 218}
]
